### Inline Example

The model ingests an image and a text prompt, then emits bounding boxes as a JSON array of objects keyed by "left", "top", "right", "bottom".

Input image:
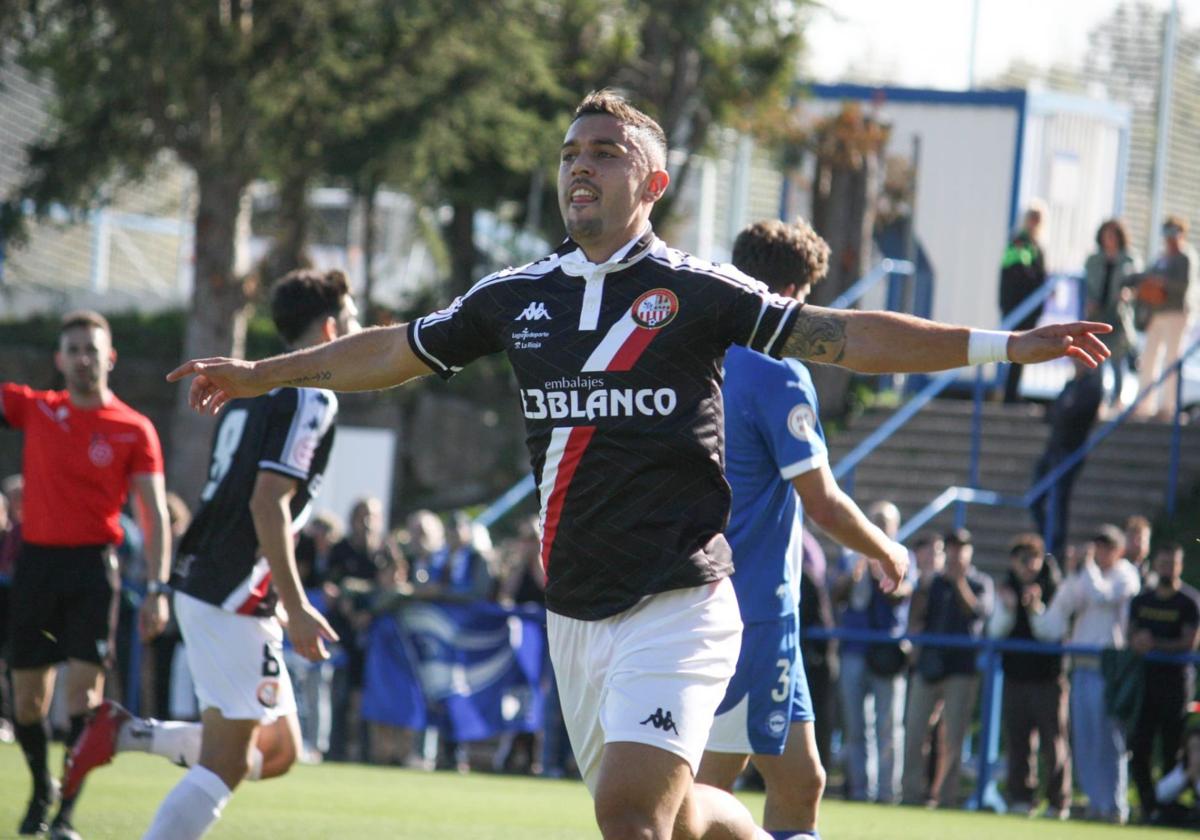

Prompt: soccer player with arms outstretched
[
  {"left": 167, "top": 91, "right": 1109, "bottom": 840},
  {"left": 64, "top": 270, "right": 360, "bottom": 840},
  {"left": 697, "top": 219, "right": 910, "bottom": 840}
]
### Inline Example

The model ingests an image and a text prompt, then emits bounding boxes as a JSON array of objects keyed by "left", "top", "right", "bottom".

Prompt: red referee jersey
[{"left": 1, "top": 383, "right": 164, "bottom": 546}]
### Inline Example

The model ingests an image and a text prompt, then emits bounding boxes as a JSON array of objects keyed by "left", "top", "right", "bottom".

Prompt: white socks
[
  {"left": 142, "top": 765, "right": 230, "bottom": 840},
  {"left": 119, "top": 718, "right": 264, "bottom": 779}
]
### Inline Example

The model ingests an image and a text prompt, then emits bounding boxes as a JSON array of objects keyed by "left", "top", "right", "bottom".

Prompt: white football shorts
[
  {"left": 174, "top": 591, "right": 296, "bottom": 722},
  {"left": 547, "top": 578, "right": 742, "bottom": 794}
]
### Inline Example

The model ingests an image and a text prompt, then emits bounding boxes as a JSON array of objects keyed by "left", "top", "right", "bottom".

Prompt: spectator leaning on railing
[
  {"left": 1128, "top": 541, "right": 1200, "bottom": 824},
  {"left": 986, "top": 533, "right": 1070, "bottom": 819},
  {"left": 902, "top": 529, "right": 993, "bottom": 809},
  {"left": 1029, "top": 523, "right": 1140, "bottom": 824}
]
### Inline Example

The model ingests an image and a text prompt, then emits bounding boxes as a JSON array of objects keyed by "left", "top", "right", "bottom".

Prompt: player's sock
[
  {"left": 767, "top": 832, "right": 819, "bottom": 839},
  {"left": 118, "top": 718, "right": 266, "bottom": 780},
  {"left": 120, "top": 718, "right": 203, "bottom": 767},
  {"left": 15, "top": 718, "right": 52, "bottom": 796},
  {"left": 143, "top": 765, "right": 231, "bottom": 840}
]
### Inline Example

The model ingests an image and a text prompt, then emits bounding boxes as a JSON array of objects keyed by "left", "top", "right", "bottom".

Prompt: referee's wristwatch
[{"left": 146, "top": 580, "right": 172, "bottom": 596}]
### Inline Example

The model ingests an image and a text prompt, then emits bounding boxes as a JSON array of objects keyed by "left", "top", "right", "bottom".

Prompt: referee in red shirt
[{"left": 3, "top": 311, "right": 170, "bottom": 839}]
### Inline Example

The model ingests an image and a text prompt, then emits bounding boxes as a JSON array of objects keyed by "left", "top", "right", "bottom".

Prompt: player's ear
[
  {"left": 644, "top": 169, "right": 670, "bottom": 203},
  {"left": 108, "top": 348, "right": 117, "bottom": 371},
  {"left": 321, "top": 315, "right": 337, "bottom": 342}
]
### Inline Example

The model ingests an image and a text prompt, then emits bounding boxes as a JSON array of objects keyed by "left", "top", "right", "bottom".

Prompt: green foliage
[{"left": 0, "top": 310, "right": 282, "bottom": 361}]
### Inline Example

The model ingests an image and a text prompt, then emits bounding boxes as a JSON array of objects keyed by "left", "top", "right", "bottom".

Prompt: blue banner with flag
[{"left": 361, "top": 600, "right": 547, "bottom": 742}]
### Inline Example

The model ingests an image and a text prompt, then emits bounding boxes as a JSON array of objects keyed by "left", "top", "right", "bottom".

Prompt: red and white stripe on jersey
[
  {"left": 537, "top": 425, "right": 596, "bottom": 571},
  {"left": 221, "top": 557, "right": 274, "bottom": 615},
  {"left": 582, "top": 311, "right": 658, "bottom": 372}
]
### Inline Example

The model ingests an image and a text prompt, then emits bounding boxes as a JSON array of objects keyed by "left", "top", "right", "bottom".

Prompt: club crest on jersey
[
  {"left": 631, "top": 289, "right": 679, "bottom": 329},
  {"left": 787, "top": 404, "right": 816, "bottom": 440},
  {"left": 88, "top": 435, "right": 114, "bottom": 467},
  {"left": 257, "top": 679, "right": 280, "bottom": 708}
]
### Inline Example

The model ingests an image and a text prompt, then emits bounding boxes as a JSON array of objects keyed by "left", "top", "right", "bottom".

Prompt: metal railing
[
  {"left": 894, "top": 333, "right": 1200, "bottom": 544},
  {"left": 833, "top": 275, "right": 1072, "bottom": 495},
  {"left": 806, "top": 624, "right": 1200, "bottom": 813}
]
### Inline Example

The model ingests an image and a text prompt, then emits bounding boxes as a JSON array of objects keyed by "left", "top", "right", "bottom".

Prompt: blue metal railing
[
  {"left": 804, "top": 624, "right": 1200, "bottom": 812},
  {"left": 894, "top": 333, "right": 1200, "bottom": 544},
  {"left": 476, "top": 257, "right": 915, "bottom": 529},
  {"left": 833, "top": 275, "right": 1070, "bottom": 494}
]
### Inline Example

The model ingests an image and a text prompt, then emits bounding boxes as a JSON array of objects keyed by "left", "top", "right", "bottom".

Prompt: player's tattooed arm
[
  {"left": 781, "top": 307, "right": 848, "bottom": 364},
  {"left": 283, "top": 370, "right": 333, "bottom": 387}
]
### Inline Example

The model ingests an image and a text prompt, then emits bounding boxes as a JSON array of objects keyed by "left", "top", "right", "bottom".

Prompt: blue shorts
[{"left": 706, "top": 612, "right": 812, "bottom": 755}]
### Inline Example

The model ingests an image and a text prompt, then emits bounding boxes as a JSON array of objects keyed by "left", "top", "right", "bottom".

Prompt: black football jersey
[
  {"left": 408, "top": 230, "right": 801, "bottom": 620},
  {"left": 173, "top": 387, "right": 338, "bottom": 616}
]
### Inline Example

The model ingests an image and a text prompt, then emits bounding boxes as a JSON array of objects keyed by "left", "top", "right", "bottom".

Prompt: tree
[{"left": 0, "top": 1, "right": 426, "bottom": 503}]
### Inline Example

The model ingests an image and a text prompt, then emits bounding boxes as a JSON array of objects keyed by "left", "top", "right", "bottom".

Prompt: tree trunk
[
  {"left": 447, "top": 199, "right": 477, "bottom": 298},
  {"left": 261, "top": 169, "right": 311, "bottom": 284},
  {"left": 808, "top": 107, "right": 886, "bottom": 416},
  {"left": 167, "top": 171, "right": 252, "bottom": 506},
  {"left": 360, "top": 182, "right": 378, "bottom": 323}
]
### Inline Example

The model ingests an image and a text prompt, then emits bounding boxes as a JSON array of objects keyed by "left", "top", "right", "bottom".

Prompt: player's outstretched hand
[
  {"left": 166, "top": 357, "right": 262, "bottom": 415},
  {"left": 286, "top": 601, "right": 341, "bottom": 664},
  {"left": 1008, "top": 321, "right": 1112, "bottom": 368}
]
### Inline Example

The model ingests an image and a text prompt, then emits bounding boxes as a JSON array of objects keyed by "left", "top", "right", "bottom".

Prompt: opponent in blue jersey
[{"left": 698, "top": 220, "right": 910, "bottom": 840}]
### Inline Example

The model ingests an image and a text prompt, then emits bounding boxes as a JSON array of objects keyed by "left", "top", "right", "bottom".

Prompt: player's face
[
  {"left": 559, "top": 114, "right": 667, "bottom": 261},
  {"left": 1093, "top": 540, "right": 1121, "bottom": 570},
  {"left": 1153, "top": 549, "right": 1183, "bottom": 585},
  {"left": 55, "top": 325, "right": 114, "bottom": 397}
]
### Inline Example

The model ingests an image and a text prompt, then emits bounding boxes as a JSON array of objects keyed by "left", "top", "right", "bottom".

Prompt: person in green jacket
[{"left": 1083, "top": 219, "right": 1140, "bottom": 409}]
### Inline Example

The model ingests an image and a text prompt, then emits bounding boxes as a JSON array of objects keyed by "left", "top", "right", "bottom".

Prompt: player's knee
[
  {"left": 801, "top": 760, "right": 827, "bottom": 804},
  {"left": 595, "top": 796, "right": 667, "bottom": 840}
]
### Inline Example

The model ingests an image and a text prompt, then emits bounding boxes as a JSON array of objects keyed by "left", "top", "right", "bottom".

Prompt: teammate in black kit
[
  {"left": 65, "top": 269, "right": 360, "bottom": 840},
  {"left": 169, "top": 91, "right": 1111, "bottom": 840}
]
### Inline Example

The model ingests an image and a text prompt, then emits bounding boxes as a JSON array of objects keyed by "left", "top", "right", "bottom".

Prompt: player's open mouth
[{"left": 569, "top": 185, "right": 599, "bottom": 205}]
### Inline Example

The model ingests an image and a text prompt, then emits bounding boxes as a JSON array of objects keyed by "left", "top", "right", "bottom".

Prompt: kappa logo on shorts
[
  {"left": 257, "top": 679, "right": 280, "bottom": 708},
  {"left": 639, "top": 707, "right": 679, "bottom": 734}
]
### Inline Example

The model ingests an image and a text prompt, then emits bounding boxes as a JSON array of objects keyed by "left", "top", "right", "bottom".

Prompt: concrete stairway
[{"left": 821, "top": 398, "right": 1200, "bottom": 573}]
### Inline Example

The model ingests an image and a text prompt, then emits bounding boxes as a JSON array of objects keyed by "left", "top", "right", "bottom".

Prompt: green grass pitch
[{"left": 0, "top": 744, "right": 1192, "bottom": 838}]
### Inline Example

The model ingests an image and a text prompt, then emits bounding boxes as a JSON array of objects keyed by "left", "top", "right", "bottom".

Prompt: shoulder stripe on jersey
[
  {"left": 647, "top": 251, "right": 769, "bottom": 294},
  {"left": 458, "top": 255, "right": 562, "bottom": 302},
  {"left": 744, "top": 299, "right": 768, "bottom": 348},
  {"left": 779, "top": 451, "right": 829, "bottom": 481},
  {"left": 762, "top": 300, "right": 799, "bottom": 356},
  {"left": 538, "top": 425, "right": 596, "bottom": 573},
  {"left": 410, "top": 320, "right": 451, "bottom": 372}
]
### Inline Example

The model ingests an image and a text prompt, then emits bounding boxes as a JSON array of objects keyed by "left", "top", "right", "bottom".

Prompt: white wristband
[{"left": 967, "top": 329, "right": 1011, "bottom": 365}]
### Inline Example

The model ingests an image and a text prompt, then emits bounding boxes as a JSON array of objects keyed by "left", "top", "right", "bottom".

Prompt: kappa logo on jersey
[
  {"left": 639, "top": 707, "right": 679, "bottom": 734},
  {"left": 88, "top": 435, "right": 114, "bottom": 467},
  {"left": 631, "top": 288, "right": 679, "bottom": 329},
  {"left": 515, "top": 301, "right": 552, "bottom": 321},
  {"left": 786, "top": 404, "right": 816, "bottom": 441}
]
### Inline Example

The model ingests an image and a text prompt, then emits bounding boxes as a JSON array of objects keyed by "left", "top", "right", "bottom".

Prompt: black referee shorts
[{"left": 9, "top": 543, "right": 120, "bottom": 669}]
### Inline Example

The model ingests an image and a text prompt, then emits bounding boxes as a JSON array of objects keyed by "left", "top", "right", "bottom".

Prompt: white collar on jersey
[{"left": 558, "top": 226, "right": 657, "bottom": 279}]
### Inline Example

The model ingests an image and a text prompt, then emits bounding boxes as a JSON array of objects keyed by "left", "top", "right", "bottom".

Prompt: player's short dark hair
[
  {"left": 60, "top": 310, "right": 111, "bottom": 337},
  {"left": 573, "top": 90, "right": 668, "bottom": 168},
  {"left": 1009, "top": 532, "right": 1044, "bottom": 560},
  {"left": 270, "top": 269, "right": 350, "bottom": 344},
  {"left": 732, "top": 219, "right": 831, "bottom": 295},
  {"left": 1094, "top": 218, "right": 1128, "bottom": 252},
  {"left": 1163, "top": 213, "right": 1189, "bottom": 235}
]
